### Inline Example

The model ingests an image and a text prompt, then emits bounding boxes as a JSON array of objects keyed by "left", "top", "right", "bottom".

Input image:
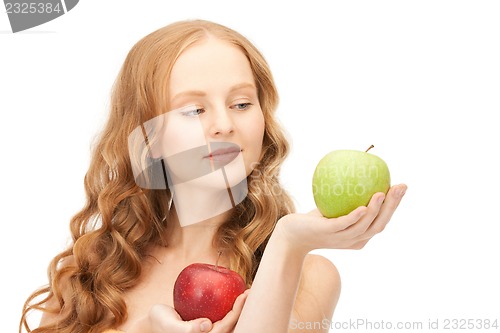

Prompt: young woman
[{"left": 20, "top": 20, "right": 406, "bottom": 333}]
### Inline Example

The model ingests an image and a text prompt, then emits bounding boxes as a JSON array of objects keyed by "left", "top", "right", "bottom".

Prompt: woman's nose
[{"left": 208, "top": 109, "right": 234, "bottom": 137}]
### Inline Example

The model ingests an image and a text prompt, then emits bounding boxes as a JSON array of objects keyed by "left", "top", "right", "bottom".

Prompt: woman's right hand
[
  {"left": 148, "top": 289, "right": 249, "bottom": 333},
  {"left": 274, "top": 184, "right": 407, "bottom": 254}
]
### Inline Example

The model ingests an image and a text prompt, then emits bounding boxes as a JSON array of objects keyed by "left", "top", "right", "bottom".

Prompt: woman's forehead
[{"left": 168, "top": 38, "right": 255, "bottom": 99}]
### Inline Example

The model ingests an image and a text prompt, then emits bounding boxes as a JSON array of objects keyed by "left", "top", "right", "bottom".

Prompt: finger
[
  {"left": 232, "top": 289, "right": 249, "bottom": 313},
  {"left": 340, "top": 192, "right": 385, "bottom": 236},
  {"left": 370, "top": 184, "right": 406, "bottom": 233},
  {"left": 359, "top": 184, "right": 407, "bottom": 239},
  {"left": 211, "top": 291, "right": 249, "bottom": 332},
  {"left": 297, "top": 207, "right": 366, "bottom": 234},
  {"left": 330, "top": 206, "right": 369, "bottom": 231},
  {"left": 224, "top": 291, "right": 248, "bottom": 322}
]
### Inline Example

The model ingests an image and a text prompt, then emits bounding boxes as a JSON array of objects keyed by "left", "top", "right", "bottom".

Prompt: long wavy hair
[{"left": 20, "top": 19, "right": 295, "bottom": 333}]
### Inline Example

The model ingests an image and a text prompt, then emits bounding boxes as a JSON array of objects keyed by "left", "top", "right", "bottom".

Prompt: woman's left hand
[
  {"left": 147, "top": 289, "right": 249, "bottom": 333},
  {"left": 275, "top": 184, "right": 407, "bottom": 254}
]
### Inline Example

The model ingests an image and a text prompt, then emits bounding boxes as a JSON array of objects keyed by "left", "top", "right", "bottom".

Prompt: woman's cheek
[{"left": 161, "top": 117, "right": 207, "bottom": 157}]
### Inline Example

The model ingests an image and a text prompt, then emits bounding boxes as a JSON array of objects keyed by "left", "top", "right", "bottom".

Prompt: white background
[{"left": 2, "top": 1, "right": 499, "bottom": 332}]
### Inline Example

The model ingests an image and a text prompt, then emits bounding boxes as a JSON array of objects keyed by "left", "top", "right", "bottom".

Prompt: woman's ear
[
  {"left": 128, "top": 118, "right": 170, "bottom": 189},
  {"left": 147, "top": 142, "right": 163, "bottom": 159},
  {"left": 141, "top": 115, "right": 168, "bottom": 159}
]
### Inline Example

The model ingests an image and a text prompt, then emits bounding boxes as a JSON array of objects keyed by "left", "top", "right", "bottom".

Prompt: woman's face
[{"left": 158, "top": 37, "right": 265, "bottom": 189}]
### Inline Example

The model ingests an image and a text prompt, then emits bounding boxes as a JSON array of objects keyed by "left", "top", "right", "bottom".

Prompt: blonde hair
[{"left": 20, "top": 19, "right": 294, "bottom": 333}]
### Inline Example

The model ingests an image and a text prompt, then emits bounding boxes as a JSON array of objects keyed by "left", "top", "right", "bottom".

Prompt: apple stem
[
  {"left": 215, "top": 251, "right": 222, "bottom": 272},
  {"left": 365, "top": 145, "right": 375, "bottom": 152}
]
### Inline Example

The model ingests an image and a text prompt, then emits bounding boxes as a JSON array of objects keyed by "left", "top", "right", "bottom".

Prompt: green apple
[{"left": 312, "top": 146, "right": 390, "bottom": 218}]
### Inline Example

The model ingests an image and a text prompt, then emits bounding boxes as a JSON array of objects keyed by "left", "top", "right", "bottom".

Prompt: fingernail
[
  {"left": 378, "top": 195, "right": 385, "bottom": 204},
  {"left": 200, "top": 321, "right": 211, "bottom": 332},
  {"left": 395, "top": 186, "right": 406, "bottom": 198}
]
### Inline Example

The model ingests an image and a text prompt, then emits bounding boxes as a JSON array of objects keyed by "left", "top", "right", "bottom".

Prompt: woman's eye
[
  {"left": 231, "top": 103, "right": 252, "bottom": 111},
  {"left": 180, "top": 107, "right": 205, "bottom": 117}
]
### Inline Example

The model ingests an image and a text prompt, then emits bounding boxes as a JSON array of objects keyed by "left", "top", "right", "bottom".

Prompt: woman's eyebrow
[
  {"left": 171, "top": 90, "right": 206, "bottom": 105},
  {"left": 171, "top": 82, "right": 257, "bottom": 104},
  {"left": 229, "top": 82, "right": 257, "bottom": 93}
]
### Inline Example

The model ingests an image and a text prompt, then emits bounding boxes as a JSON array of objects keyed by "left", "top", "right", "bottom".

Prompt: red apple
[{"left": 173, "top": 263, "right": 247, "bottom": 322}]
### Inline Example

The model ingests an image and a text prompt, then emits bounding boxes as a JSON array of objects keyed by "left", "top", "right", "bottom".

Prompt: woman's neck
[
  {"left": 170, "top": 180, "right": 236, "bottom": 227},
  {"left": 160, "top": 203, "right": 231, "bottom": 266}
]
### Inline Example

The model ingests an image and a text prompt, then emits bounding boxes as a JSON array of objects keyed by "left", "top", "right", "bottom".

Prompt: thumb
[{"left": 190, "top": 318, "right": 213, "bottom": 332}]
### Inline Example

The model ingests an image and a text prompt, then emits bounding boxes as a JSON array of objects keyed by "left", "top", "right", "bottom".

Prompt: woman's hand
[
  {"left": 148, "top": 290, "right": 249, "bottom": 333},
  {"left": 275, "top": 184, "right": 407, "bottom": 254}
]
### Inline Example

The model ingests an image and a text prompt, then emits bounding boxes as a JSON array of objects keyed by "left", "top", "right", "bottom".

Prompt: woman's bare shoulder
[
  {"left": 303, "top": 253, "right": 340, "bottom": 278},
  {"left": 301, "top": 253, "right": 341, "bottom": 297},
  {"left": 292, "top": 254, "right": 341, "bottom": 327}
]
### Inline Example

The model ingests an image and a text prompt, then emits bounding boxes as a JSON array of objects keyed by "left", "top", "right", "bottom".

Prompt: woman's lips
[
  {"left": 158, "top": 143, "right": 242, "bottom": 185},
  {"left": 205, "top": 147, "right": 241, "bottom": 164}
]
